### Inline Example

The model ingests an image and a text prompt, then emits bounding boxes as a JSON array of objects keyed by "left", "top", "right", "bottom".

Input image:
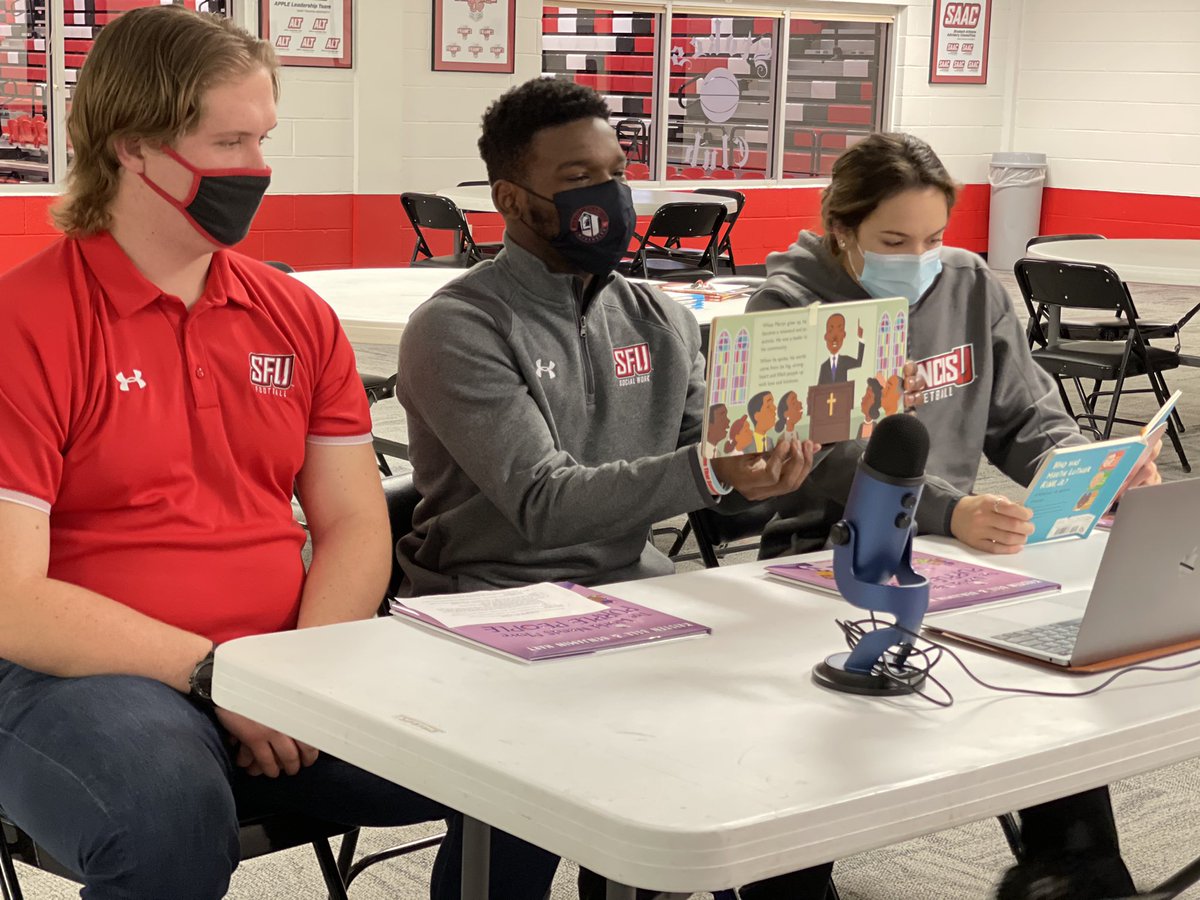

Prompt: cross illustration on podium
[{"left": 825, "top": 391, "right": 838, "bottom": 416}]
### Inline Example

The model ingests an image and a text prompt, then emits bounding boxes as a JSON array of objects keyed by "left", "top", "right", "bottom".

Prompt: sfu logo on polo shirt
[
  {"left": 613, "top": 343, "right": 652, "bottom": 386},
  {"left": 249, "top": 353, "right": 295, "bottom": 397}
]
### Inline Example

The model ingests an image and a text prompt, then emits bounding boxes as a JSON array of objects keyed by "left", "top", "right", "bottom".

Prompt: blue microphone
[{"left": 813, "top": 414, "right": 931, "bottom": 696}]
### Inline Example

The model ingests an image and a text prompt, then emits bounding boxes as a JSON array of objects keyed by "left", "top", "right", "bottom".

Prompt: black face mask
[
  {"left": 522, "top": 179, "right": 637, "bottom": 276},
  {"left": 142, "top": 146, "right": 271, "bottom": 247}
]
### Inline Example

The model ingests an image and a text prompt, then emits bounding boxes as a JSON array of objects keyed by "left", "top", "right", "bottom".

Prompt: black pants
[
  {"left": 578, "top": 862, "right": 835, "bottom": 900},
  {"left": 578, "top": 787, "right": 1126, "bottom": 900}
]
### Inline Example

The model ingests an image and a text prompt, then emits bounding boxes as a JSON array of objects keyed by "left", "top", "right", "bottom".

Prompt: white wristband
[{"left": 697, "top": 445, "right": 732, "bottom": 496}]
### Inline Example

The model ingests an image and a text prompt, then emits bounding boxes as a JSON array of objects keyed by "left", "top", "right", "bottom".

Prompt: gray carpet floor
[{"left": 15, "top": 273, "right": 1200, "bottom": 898}]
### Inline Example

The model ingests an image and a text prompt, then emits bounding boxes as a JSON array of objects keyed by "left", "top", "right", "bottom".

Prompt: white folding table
[
  {"left": 293, "top": 267, "right": 750, "bottom": 345},
  {"left": 437, "top": 184, "right": 740, "bottom": 217},
  {"left": 291, "top": 268, "right": 466, "bottom": 345},
  {"left": 1026, "top": 239, "right": 1200, "bottom": 287},
  {"left": 214, "top": 533, "right": 1200, "bottom": 897}
]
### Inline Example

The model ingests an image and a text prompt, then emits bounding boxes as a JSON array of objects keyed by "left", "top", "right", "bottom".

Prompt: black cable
[
  {"left": 835, "top": 617, "right": 1200, "bottom": 708},
  {"left": 836, "top": 617, "right": 954, "bottom": 706}
]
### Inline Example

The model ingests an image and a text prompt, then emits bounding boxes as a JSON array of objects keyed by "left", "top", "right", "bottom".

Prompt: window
[
  {"left": 891, "top": 310, "right": 907, "bottom": 376},
  {"left": 782, "top": 19, "right": 886, "bottom": 179},
  {"left": 876, "top": 313, "right": 890, "bottom": 373},
  {"left": 666, "top": 14, "right": 776, "bottom": 181},
  {"left": 0, "top": 1, "right": 228, "bottom": 186},
  {"left": 540, "top": 5, "right": 888, "bottom": 182},
  {"left": 1, "top": 0, "right": 51, "bottom": 184},
  {"left": 711, "top": 329, "right": 731, "bottom": 404},
  {"left": 541, "top": 6, "right": 660, "bottom": 180},
  {"left": 731, "top": 328, "right": 750, "bottom": 404}
]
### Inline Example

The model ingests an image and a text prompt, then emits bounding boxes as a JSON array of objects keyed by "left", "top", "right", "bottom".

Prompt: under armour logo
[
  {"left": 115, "top": 370, "right": 146, "bottom": 391},
  {"left": 534, "top": 359, "right": 556, "bottom": 379}
]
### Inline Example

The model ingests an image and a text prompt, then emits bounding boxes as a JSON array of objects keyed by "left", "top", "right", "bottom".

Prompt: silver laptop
[{"left": 927, "top": 479, "right": 1200, "bottom": 667}]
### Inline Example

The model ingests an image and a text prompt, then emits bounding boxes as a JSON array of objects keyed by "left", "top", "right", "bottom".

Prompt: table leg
[
  {"left": 605, "top": 881, "right": 637, "bottom": 900},
  {"left": 461, "top": 816, "right": 491, "bottom": 900},
  {"left": 1047, "top": 306, "right": 1062, "bottom": 348}
]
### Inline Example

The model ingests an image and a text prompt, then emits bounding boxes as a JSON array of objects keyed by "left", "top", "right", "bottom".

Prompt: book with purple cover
[
  {"left": 388, "top": 582, "right": 710, "bottom": 662},
  {"left": 766, "top": 553, "right": 1060, "bottom": 613}
]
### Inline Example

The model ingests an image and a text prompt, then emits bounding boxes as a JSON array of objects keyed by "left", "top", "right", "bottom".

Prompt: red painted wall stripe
[
  {"left": 1041, "top": 187, "right": 1200, "bottom": 240},
  {"left": 0, "top": 184, "right": 1002, "bottom": 276}
]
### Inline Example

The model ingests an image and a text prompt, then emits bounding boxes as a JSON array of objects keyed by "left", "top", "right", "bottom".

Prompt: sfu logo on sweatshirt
[
  {"left": 613, "top": 342, "right": 652, "bottom": 386},
  {"left": 915, "top": 343, "right": 975, "bottom": 403}
]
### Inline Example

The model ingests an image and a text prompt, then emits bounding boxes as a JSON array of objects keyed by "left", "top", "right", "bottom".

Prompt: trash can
[{"left": 987, "top": 151, "right": 1047, "bottom": 271}]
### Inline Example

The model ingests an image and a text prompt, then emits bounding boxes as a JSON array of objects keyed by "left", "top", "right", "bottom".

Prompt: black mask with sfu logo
[{"left": 522, "top": 180, "right": 637, "bottom": 277}]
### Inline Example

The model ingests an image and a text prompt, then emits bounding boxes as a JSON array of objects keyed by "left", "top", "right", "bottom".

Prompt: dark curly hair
[{"left": 478, "top": 77, "right": 610, "bottom": 184}]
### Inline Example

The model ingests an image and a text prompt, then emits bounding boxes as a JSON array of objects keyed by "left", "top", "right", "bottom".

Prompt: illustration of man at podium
[{"left": 817, "top": 313, "right": 864, "bottom": 384}]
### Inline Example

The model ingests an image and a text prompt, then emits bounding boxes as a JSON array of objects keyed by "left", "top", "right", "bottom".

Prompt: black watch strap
[{"left": 188, "top": 644, "right": 217, "bottom": 707}]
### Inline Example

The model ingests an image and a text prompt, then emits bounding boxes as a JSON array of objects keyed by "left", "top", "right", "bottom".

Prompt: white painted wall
[
  {"left": 270, "top": 67, "right": 356, "bottom": 194},
  {"left": 891, "top": 0, "right": 1016, "bottom": 184},
  {"left": 261, "top": 0, "right": 1024, "bottom": 195},
  {"left": 260, "top": 0, "right": 541, "bottom": 195},
  {"left": 355, "top": 0, "right": 541, "bottom": 193},
  {"left": 17, "top": 0, "right": 1200, "bottom": 202},
  {"left": 1012, "top": 0, "right": 1200, "bottom": 197}
]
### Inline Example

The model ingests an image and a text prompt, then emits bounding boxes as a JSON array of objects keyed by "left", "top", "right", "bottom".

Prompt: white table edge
[
  {"left": 214, "top": 648, "right": 1200, "bottom": 890},
  {"left": 212, "top": 537, "right": 1200, "bottom": 891},
  {"left": 1025, "top": 239, "right": 1200, "bottom": 288}
]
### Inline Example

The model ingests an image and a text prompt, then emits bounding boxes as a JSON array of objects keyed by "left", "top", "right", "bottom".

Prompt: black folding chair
[
  {"left": 1015, "top": 257, "right": 1189, "bottom": 471},
  {"left": 1, "top": 806, "right": 356, "bottom": 900},
  {"left": 1024, "top": 235, "right": 1183, "bottom": 346},
  {"left": 679, "top": 503, "right": 777, "bottom": 568},
  {"left": 400, "top": 192, "right": 490, "bottom": 268},
  {"left": 615, "top": 118, "right": 649, "bottom": 164},
  {"left": 621, "top": 202, "right": 726, "bottom": 282},
  {"left": 364, "top": 375, "right": 408, "bottom": 475},
  {"left": 664, "top": 189, "right": 745, "bottom": 274},
  {"left": 454, "top": 181, "right": 504, "bottom": 259}
]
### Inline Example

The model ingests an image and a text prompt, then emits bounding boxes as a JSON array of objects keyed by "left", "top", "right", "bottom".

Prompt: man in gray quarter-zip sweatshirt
[
  {"left": 395, "top": 81, "right": 816, "bottom": 600},
  {"left": 395, "top": 76, "right": 830, "bottom": 900}
]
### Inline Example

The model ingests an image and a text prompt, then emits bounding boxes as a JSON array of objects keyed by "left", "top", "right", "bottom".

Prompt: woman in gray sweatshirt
[{"left": 748, "top": 132, "right": 1145, "bottom": 900}]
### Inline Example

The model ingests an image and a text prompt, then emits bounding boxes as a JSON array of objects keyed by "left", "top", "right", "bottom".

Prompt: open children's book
[
  {"left": 657, "top": 278, "right": 759, "bottom": 306},
  {"left": 702, "top": 297, "right": 909, "bottom": 458},
  {"left": 766, "top": 553, "right": 1060, "bottom": 614},
  {"left": 389, "top": 582, "right": 710, "bottom": 662},
  {"left": 1023, "top": 390, "right": 1180, "bottom": 544}
]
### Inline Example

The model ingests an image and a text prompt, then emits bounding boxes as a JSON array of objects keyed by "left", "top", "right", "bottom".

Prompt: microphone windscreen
[{"left": 862, "top": 414, "right": 930, "bottom": 480}]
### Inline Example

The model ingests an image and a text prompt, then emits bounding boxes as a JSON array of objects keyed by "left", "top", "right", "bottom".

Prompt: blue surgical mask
[{"left": 857, "top": 247, "right": 943, "bottom": 307}]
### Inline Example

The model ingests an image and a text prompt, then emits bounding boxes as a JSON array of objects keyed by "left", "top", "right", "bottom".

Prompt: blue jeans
[{"left": 0, "top": 660, "right": 559, "bottom": 899}]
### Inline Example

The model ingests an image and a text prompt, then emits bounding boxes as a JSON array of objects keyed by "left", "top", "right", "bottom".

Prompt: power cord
[{"left": 835, "top": 616, "right": 1200, "bottom": 708}]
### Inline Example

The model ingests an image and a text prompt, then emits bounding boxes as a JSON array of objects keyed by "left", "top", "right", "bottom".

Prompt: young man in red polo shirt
[{"left": 0, "top": 8, "right": 552, "bottom": 898}]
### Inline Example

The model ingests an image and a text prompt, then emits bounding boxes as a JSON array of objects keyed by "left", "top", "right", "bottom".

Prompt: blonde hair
[
  {"left": 821, "top": 133, "right": 959, "bottom": 258},
  {"left": 53, "top": 6, "right": 278, "bottom": 236}
]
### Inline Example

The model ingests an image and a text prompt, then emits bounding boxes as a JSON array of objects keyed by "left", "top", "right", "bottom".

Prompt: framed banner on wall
[
  {"left": 432, "top": 0, "right": 516, "bottom": 73},
  {"left": 929, "top": 0, "right": 991, "bottom": 84},
  {"left": 261, "top": 0, "right": 353, "bottom": 69}
]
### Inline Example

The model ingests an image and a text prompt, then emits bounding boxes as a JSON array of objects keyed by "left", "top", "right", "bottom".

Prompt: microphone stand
[{"left": 812, "top": 518, "right": 931, "bottom": 696}]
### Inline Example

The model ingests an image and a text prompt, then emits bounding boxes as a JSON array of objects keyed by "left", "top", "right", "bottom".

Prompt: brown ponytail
[{"left": 821, "top": 133, "right": 959, "bottom": 257}]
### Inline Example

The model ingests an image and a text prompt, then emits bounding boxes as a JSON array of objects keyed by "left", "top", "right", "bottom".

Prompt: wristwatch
[{"left": 188, "top": 644, "right": 217, "bottom": 707}]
